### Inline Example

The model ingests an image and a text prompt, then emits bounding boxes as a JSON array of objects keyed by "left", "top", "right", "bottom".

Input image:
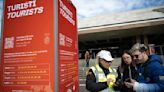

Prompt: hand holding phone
[{"left": 125, "top": 78, "right": 131, "bottom": 82}]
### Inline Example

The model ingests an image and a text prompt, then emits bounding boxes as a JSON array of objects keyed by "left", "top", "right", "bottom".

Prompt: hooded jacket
[
  {"left": 150, "top": 54, "right": 163, "bottom": 64},
  {"left": 134, "top": 54, "right": 164, "bottom": 92}
]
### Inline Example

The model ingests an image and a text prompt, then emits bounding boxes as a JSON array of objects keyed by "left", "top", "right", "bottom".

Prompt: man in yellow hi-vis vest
[{"left": 86, "top": 50, "right": 118, "bottom": 92}]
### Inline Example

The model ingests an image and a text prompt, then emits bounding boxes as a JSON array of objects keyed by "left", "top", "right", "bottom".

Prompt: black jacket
[
  {"left": 115, "top": 65, "right": 138, "bottom": 92},
  {"left": 86, "top": 64, "right": 110, "bottom": 92}
]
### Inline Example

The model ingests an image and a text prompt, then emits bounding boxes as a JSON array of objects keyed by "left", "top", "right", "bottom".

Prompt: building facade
[{"left": 78, "top": 6, "right": 164, "bottom": 59}]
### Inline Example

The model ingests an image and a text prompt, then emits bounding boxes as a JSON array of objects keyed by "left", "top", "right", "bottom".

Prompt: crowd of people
[{"left": 85, "top": 43, "right": 164, "bottom": 92}]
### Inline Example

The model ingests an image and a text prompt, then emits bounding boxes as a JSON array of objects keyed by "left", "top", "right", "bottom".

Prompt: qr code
[{"left": 4, "top": 37, "right": 14, "bottom": 49}]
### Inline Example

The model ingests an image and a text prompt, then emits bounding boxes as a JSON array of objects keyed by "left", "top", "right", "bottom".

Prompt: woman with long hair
[{"left": 114, "top": 50, "right": 138, "bottom": 92}]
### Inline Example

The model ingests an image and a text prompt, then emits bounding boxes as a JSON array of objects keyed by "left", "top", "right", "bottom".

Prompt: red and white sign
[
  {"left": 1, "top": 0, "right": 78, "bottom": 92},
  {"left": 58, "top": 0, "right": 79, "bottom": 92}
]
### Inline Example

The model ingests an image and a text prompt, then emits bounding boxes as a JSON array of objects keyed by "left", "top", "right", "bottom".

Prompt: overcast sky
[
  {"left": 72, "top": 0, "right": 164, "bottom": 19},
  {"left": 0, "top": 0, "right": 164, "bottom": 20}
]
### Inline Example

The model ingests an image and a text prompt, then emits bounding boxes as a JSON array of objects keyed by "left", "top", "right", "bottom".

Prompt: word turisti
[{"left": 7, "top": 0, "right": 44, "bottom": 19}]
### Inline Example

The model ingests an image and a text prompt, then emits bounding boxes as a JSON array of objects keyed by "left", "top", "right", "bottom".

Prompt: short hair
[{"left": 130, "top": 43, "right": 148, "bottom": 53}]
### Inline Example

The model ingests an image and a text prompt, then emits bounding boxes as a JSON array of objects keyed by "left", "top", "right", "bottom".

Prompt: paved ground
[{"left": 78, "top": 62, "right": 90, "bottom": 92}]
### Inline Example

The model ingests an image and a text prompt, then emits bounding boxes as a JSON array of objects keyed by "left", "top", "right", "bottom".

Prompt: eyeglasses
[
  {"left": 133, "top": 55, "right": 139, "bottom": 58},
  {"left": 105, "top": 60, "right": 112, "bottom": 63},
  {"left": 100, "top": 58, "right": 112, "bottom": 63}
]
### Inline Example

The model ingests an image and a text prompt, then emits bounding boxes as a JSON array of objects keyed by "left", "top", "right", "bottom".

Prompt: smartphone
[{"left": 125, "top": 78, "right": 131, "bottom": 82}]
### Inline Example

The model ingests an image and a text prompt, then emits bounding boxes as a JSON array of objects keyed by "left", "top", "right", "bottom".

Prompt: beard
[{"left": 134, "top": 59, "right": 140, "bottom": 64}]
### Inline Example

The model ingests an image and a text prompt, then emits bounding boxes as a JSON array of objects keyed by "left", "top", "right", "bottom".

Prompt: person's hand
[
  {"left": 107, "top": 78, "right": 114, "bottom": 85},
  {"left": 112, "top": 83, "right": 118, "bottom": 87},
  {"left": 124, "top": 79, "right": 136, "bottom": 88},
  {"left": 130, "top": 79, "right": 136, "bottom": 83}
]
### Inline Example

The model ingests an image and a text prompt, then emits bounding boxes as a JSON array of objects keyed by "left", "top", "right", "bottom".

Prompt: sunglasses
[
  {"left": 133, "top": 55, "right": 139, "bottom": 58},
  {"left": 100, "top": 58, "right": 112, "bottom": 63},
  {"left": 105, "top": 60, "right": 112, "bottom": 63}
]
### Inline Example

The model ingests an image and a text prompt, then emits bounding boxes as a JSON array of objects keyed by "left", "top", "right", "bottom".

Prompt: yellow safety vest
[{"left": 90, "top": 64, "right": 117, "bottom": 92}]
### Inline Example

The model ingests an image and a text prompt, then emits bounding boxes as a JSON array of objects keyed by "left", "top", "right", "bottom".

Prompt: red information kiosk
[{"left": 1, "top": 0, "right": 79, "bottom": 92}]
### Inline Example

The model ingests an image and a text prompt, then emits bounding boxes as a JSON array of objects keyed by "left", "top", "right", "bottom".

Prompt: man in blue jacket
[{"left": 125, "top": 43, "right": 164, "bottom": 92}]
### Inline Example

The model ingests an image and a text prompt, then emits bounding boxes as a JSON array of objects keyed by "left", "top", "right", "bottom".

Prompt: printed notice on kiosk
[
  {"left": 2, "top": 0, "right": 55, "bottom": 91},
  {"left": 1, "top": 0, "right": 78, "bottom": 92}
]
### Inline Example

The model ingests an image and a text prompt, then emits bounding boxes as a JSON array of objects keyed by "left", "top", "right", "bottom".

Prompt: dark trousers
[{"left": 86, "top": 60, "right": 90, "bottom": 67}]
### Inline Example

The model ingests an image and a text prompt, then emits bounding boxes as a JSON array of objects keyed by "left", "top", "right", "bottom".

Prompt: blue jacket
[
  {"left": 136, "top": 55, "right": 164, "bottom": 92},
  {"left": 150, "top": 54, "right": 163, "bottom": 64}
]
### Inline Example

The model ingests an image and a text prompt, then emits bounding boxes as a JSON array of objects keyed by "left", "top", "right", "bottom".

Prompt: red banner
[
  {"left": 1, "top": 0, "right": 55, "bottom": 91},
  {"left": 1, "top": 0, "right": 78, "bottom": 92},
  {"left": 58, "top": 0, "right": 79, "bottom": 92}
]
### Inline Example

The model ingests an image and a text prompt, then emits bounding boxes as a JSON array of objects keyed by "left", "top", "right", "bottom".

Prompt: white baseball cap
[{"left": 97, "top": 50, "right": 114, "bottom": 61}]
